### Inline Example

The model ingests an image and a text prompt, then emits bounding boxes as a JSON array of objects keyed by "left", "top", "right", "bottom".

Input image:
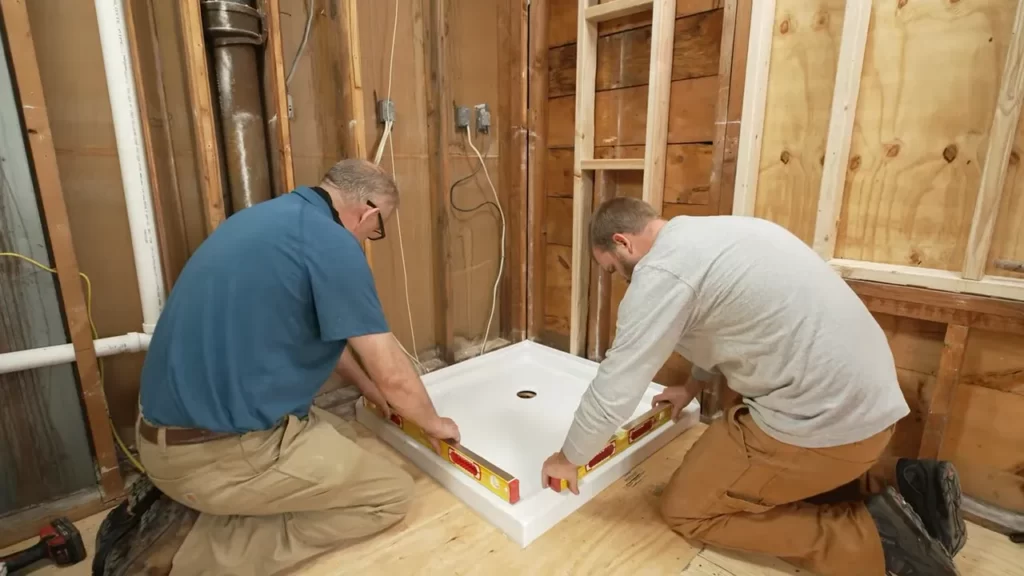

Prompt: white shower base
[{"left": 356, "top": 340, "right": 700, "bottom": 547}]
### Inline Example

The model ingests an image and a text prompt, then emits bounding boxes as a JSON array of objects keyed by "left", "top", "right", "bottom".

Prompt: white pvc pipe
[
  {"left": 94, "top": 0, "right": 166, "bottom": 333},
  {"left": 0, "top": 333, "right": 151, "bottom": 375}
]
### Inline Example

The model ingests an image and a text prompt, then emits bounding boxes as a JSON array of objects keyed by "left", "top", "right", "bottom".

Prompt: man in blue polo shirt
[{"left": 133, "top": 159, "right": 458, "bottom": 575}]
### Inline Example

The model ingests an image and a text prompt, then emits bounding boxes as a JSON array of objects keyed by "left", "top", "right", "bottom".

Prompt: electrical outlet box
[
  {"left": 377, "top": 98, "right": 396, "bottom": 125},
  {"left": 474, "top": 103, "right": 491, "bottom": 134},
  {"left": 455, "top": 105, "right": 471, "bottom": 130}
]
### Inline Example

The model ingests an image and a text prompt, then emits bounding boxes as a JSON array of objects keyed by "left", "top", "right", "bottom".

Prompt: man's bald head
[{"left": 320, "top": 159, "right": 399, "bottom": 209}]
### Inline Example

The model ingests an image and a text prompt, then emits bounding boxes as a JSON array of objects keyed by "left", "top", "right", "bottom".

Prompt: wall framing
[{"left": 732, "top": 0, "right": 1024, "bottom": 304}]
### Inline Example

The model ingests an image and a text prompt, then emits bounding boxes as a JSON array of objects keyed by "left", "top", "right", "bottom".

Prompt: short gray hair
[
  {"left": 589, "top": 197, "right": 658, "bottom": 252},
  {"left": 321, "top": 159, "right": 399, "bottom": 206}
]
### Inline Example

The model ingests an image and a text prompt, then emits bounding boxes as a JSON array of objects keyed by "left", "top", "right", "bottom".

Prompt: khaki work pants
[
  {"left": 138, "top": 406, "right": 414, "bottom": 576},
  {"left": 660, "top": 405, "right": 897, "bottom": 576}
]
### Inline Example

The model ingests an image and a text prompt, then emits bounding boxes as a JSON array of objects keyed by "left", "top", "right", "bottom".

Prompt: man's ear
[
  {"left": 612, "top": 233, "right": 630, "bottom": 252},
  {"left": 358, "top": 205, "right": 379, "bottom": 225}
]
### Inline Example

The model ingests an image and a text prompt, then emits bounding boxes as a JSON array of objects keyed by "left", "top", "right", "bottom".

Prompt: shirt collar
[{"left": 294, "top": 186, "right": 342, "bottom": 224}]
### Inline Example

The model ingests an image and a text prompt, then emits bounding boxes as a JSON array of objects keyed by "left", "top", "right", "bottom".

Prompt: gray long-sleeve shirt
[{"left": 561, "top": 216, "right": 909, "bottom": 465}]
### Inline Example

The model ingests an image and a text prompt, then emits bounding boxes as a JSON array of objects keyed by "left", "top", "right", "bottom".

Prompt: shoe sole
[
  {"left": 936, "top": 461, "right": 967, "bottom": 556},
  {"left": 883, "top": 487, "right": 960, "bottom": 575}
]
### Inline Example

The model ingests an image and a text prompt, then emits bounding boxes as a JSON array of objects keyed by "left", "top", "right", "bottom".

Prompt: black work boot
[
  {"left": 867, "top": 487, "right": 959, "bottom": 575},
  {"left": 895, "top": 458, "right": 966, "bottom": 556},
  {"left": 93, "top": 477, "right": 198, "bottom": 576}
]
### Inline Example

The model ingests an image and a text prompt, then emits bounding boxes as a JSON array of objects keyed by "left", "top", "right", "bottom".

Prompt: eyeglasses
[{"left": 366, "top": 200, "right": 385, "bottom": 241}]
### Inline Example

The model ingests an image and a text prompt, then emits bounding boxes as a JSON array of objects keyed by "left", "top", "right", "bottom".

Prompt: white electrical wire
[
  {"left": 464, "top": 126, "right": 506, "bottom": 357},
  {"left": 371, "top": 0, "right": 423, "bottom": 373},
  {"left": 286, "top": 0, "right": 315, "bottom": 86}
]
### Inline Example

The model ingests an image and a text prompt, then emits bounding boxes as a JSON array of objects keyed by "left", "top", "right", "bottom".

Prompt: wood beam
[
  {"left": 526, "top": 0, "right": 549, "bottom": 340},
  {"left": 963, "top": 0, "right": 1024, "bottom": 280},
  {"left": 587, "top": 171, "right": 614, "bottom": 361},
  {"left": 499, "top": 0, "right": 529, "bottom": 342},
  {"left": 424, "top": 0, "right": 455, "bottom": 363},
  {"left": 570, "top": 0, "right": 599, "bottom": 356},
  {"left": 831, "top": 258, "right": 1024, "bottom": 303},
  {"left": 177, "top": 0, "right": 225, "bottom": 233},
  {"left": 264, "top": 0, "right": 295, "bottom": 194},
  {"left": 919, "top": 324, "right": 969, "bottom": 459},
  {"left": 0, "top": 487, "right": 115, "bottom": 549},
  {"left": 717, "top": 0, "right": 751, "bottom": 215},
  {"left": 640, "top": 0, "right": 674, "bottom": 213},
  {"left": 0, "top": 0, "right": 124, "bottom": 500},
  {"left": 812, "top": 0, "right": 872, "bottom": 259},
  {"left": 708, "top": 0, "right": 737, "bottom": 212},
  {"left": 730, "top": 0, "right": 774, "bottom": 217}
]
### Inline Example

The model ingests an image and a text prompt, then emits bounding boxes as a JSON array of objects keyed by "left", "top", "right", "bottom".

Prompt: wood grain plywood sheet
[
  {"left": 835, "top": 0, "right": 1017, "bottom": 271},
  {"left": 548, "top": 9, "right": 722, "bottom": 97},
  {"left": 754, "top": 0, "right": 846, "bottom": 245},
  {"left": 548, "top": 0, "right": 723, "bottom": 48},
  {"left": 547, "top": 76, "right": 718, "bottom": 148},
  {"left": 356, "top": 0, "right": 439, "bottom": 356}
]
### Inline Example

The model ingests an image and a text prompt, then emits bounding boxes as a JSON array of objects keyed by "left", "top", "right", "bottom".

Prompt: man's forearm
[
  {"left": 336, "top": 347, "right": 388, "bottom": 410},
  {"left": 347, "top": 333, "right": 443, "bottom": 434}
]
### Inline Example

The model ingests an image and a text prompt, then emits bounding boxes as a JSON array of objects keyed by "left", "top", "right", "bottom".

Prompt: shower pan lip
[{"left": 356, "top": 340, "right": 701, "bottom": 548}]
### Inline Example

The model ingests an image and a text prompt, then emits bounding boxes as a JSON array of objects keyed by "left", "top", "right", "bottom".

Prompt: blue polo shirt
[{"left": 140, "top": 187, "right": 389, "bottom": 433}]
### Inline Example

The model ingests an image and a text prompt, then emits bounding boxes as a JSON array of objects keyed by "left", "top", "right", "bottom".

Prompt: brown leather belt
[{"left": 138, "top": 419, "right": 235, "bottom": 446}]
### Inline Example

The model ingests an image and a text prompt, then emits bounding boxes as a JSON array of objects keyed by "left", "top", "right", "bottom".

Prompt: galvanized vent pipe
[{"left": 201, "top": 0, "right": 272, "bottom": 212}]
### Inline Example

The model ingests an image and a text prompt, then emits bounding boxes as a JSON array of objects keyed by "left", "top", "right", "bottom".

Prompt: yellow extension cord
[{"left": 0, "top": 251, "right": 146, "bottom": 473}]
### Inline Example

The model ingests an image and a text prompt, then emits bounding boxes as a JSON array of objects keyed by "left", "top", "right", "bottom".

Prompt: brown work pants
[
  {"left": 660, "top": 405, "right": 897, "bottom": 576},
  {"left": 138, "top": 406, "right": 414, "bottom": 576}
]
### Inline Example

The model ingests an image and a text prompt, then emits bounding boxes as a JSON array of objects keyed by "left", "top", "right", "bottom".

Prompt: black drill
[{"left": 0, "top": 517, "right": 86, "bottom": 574}]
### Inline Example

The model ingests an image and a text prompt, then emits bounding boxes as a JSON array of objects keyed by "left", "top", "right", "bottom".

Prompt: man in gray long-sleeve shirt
[{"left": 540, "top": 198, "right": 966, "bottom": 576}]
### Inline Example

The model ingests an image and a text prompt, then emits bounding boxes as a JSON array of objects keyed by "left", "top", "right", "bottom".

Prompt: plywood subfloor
[{"left": 4, "top": 423, "right": 1021, "bottom": 575}]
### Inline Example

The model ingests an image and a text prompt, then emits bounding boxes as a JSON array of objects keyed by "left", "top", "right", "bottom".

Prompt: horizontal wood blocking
[
  {"left": 548, "top": 145, "right": 712, "bottom": 203},
  {"left": 580, "top": 158, "right": 645, "bottom": 170},
  {"left": 549, "top": 9, "right": 722, "bottom": 97},
  {"left": 547, "top": 197, "right": 714, "bottom": 247},
  {"left": 549, "top": 0, "right": 723, "bottom": 48},
  {"left": 585, "top": 0, "right": 653, "bottom": 23},
  {"left": 831, "top": 259, "right": 1024, "bottom": 303},
  {"left": 548, "top": 76, "right": 717, "bottom": 147}
]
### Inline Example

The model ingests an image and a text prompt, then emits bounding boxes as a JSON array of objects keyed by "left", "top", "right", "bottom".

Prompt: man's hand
[
  {"left": 541, "top": 451, "right": 580, "bottom": 495},
  {"left": 652, "top": 384, "right": 697, "bottom": 421},
  {"left": 423, "top": 417, "right": 460, "bottom": 453}
]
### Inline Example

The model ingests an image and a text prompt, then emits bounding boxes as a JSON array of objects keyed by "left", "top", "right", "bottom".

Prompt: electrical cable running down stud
[
  {"left": 370, "top": 0, "right": 424, "bottom": 374},
  {"left": 0, "top": 252, "right": 145, "bottom": 473}
]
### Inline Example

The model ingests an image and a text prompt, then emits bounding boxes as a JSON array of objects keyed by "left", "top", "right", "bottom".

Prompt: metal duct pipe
[{"left": 201, "top": 0, "right": 272, "bottom": 212}]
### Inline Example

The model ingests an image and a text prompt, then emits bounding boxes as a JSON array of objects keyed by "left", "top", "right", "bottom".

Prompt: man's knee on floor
[{"left": 659, "top": 492, "right": 711, "bottom": 541}]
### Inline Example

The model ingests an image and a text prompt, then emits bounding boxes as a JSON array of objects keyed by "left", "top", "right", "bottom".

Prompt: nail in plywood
[
  {"left": 177, "top": 0, "right": 225, "bottom": 233},
  {"left": 731, "top": 0, "right": 775, "bottom": 217},
  {"left": 811, "top": 0, "right": 870, "bottom": 260},
  {"left": 0, "top": 0, "right": 124, "bottom": 500},
  {"left": 918, "top": 324, "right": 969, "bottom": 459},
  {"left": 963, "top": 0, "right": 1024, "bottom": 281},
  {"left": 264, "top": 0, "right": 296, "bottom": 194}
]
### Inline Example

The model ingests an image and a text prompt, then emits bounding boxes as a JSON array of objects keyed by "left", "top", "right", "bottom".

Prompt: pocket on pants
[
  {"left": 721, "top": 489, "right": 773, "bottom": 514},
  {"left": 241, "top": 416, "right": 359, "bottom": 505}
]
